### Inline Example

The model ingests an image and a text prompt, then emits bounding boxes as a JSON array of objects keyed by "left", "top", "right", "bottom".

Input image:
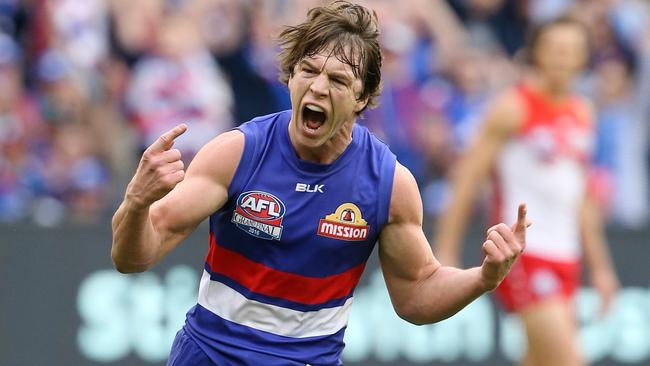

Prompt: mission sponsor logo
[
  {"left": 318, "top": 203, "right": 369, "bottom": 241},
  {"left": 232, "top": 190, "right": 285, "bottom": 240}
]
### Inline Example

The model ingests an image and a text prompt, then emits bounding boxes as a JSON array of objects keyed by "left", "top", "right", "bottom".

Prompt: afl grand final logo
[
  {"left": 317, "top": 203, "right": 369, "bottom": 241},
  {"left": 232, "top": 191, "right": 285, "bottom": 240}
]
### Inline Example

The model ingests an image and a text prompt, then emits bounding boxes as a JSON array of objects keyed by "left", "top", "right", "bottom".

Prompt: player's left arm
[
  {"left": 579, "top": 192, "right": 619, "bottom": 315},
  {"left": 378, "top": 163, "right": 528, "bottom": 325},
  {"left": 578, "top": 97, "right": 619, "bottom": 315}
]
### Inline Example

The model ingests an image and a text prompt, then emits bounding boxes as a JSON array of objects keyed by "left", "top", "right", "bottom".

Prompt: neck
[
  {"left": 528, "top": 74, "right": 572, "bottom": 101},
  {"left": 288, "top": 118, "right": 355, "bottom": 164}
]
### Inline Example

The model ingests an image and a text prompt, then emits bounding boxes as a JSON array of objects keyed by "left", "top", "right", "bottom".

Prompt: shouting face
[{"left": 287, "top": 49, "right": 368, "bottom": 163}]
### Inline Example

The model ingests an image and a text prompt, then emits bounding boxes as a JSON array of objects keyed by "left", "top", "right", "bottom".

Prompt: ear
[
  {"left": 354, "top": 95, "right": 369, "bottom": 113},
  {"left": 287, "top": 64, "right": 298, "bottom": 88},
  {"left": 287, "top": 71, "right": 294, "bottom": 88}
]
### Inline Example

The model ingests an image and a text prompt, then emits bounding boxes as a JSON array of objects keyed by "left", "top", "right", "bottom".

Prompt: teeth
[{"left": 305, "top": 104, "right": 324, "bottom": 113}]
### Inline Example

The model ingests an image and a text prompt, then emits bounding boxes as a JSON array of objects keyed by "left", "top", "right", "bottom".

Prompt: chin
[
  {"left": 292, "top": 125, "right": 319, "bottom": 147},
  {"left": 300, "top": 134, "right": 327, "bottom": 149}
]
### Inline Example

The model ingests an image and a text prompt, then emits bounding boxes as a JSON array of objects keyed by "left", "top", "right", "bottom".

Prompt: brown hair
[
  {"left": 524, "top": 16, "right": 590, "bottom": 65},
  {"left": 277, "top": 0, "right": 382, "bottom": 114}
]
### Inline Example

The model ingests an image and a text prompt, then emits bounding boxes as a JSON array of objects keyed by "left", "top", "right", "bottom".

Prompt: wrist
[
  {"left": 589, "top": 265, "right": 615, "bottom": 278},
  {"left": 588, "top": 259, "right": 615, "bottom": 274},
  {"left": 471, "top": 266, "right": 493, "bottom": 294},
  {"left": 124, "top": 193, "right": 150, "bottom": 213},
  {"left": 124, "top": 180, "right": 153, "bottom": 211}
]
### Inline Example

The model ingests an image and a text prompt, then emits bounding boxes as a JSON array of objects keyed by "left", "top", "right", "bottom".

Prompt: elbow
[
  {"left": 399, "top": 311, "right": 448, "bottom": 326},
  {"left": 113, "top": 262, "right": 149, "bottom": 274},
  {"left": 112, "top": 259, "right": 150, "bottom": 274},
  {"left": 394, "top": 302, "right": 436, "bottom": 326},
  {"left": 394, "top": 300, "right": 452, "bottom": 325},
  {"left": 111, "top": 250, "right": 152, "bottom": 274},
  {"left": 400, "top": 316, "right": 429, "bottom": 327}
]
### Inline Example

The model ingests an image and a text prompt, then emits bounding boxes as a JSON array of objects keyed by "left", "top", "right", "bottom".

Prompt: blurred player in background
[
  {"left": 435, "top": 16, "right": 619, "bottom": 366},
  {"left": 111, "top": 1, "right": 529, "bottom": 365}
]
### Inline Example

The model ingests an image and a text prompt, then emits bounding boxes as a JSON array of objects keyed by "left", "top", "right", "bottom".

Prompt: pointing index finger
[
  {"left": 516, "top": 203, "right": 527, "bottom": 233},
  {"left": 512, "top": 203, "right": 531, "bottom": 250},
  {"left": 150, "top": 123, "right": 188, "bottom": 152}
]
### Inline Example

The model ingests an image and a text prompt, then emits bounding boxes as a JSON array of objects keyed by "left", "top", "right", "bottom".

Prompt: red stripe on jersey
[{"left": 206, "top": 233, "right": 366, "bottom": 305}]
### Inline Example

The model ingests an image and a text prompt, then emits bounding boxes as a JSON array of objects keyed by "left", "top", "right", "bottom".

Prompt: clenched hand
[
  {"left": 480, "top": 203, "right": 531, "bottom": 291},
  {"left": 125, "top": 124, "right": 188, "bottom": 209}
]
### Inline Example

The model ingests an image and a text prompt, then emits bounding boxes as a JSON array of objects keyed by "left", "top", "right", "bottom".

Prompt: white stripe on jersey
[{"left": 197, "top": 270, "right": 353, "bottom": 338}]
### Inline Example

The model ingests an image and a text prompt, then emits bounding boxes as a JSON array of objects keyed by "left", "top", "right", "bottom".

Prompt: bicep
[
  {"left": 151, "top": 173, "right": 227, "bottom": 240},
  {"left": 151, "top": 130, "right": 244, "bottom": 255},
  {"left": 379, "top": 220, "right": 439, "bottom": 284},
  {"left": 378, "top": 164, "right": 439, "bottom": 292}
]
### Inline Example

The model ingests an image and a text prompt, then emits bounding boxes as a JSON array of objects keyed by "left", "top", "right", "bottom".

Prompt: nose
[{"left": 309, "top": 73, "right": 329, "bottom": 98}]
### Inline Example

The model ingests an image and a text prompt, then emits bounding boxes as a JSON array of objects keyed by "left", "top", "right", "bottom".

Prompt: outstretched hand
[
  {"left": 480, "top": 203, "right": 531, "bottom": 291},
  {"left": 125, "top": 124, "right": 188, "bottom": 209}
]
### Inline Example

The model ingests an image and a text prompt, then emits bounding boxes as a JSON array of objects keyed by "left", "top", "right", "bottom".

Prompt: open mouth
[{"left": 302, "top": 104, "right": 327, "bottom": 131}]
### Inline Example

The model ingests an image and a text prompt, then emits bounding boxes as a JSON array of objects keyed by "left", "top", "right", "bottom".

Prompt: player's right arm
[
  {"left": 434, "top": 89, "right": 524, "bottom": 266},
  {"left": 111, "top": 125, "right": 244, "bottom": 273}
]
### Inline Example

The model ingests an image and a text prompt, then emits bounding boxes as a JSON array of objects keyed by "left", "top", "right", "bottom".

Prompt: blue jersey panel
[{"left": 212, "top": 110, "right": 396, "bottom": 277}]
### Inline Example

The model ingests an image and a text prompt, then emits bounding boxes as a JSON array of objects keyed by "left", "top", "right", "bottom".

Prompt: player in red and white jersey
[{"left": 435, "top": 17, "right": 619, "bottom": 366}]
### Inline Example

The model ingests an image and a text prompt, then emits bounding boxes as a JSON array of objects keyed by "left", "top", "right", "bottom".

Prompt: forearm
[
  {"left": 396, "top": 266, "right": 486, "bottom": 325},
  {"left": 111, "top": 199, "right": 161, "bottom": 273},
  {"left": 579, "top": 195, "right": 619, "bottom": 310},
  {"left": 582, "top": 227, "right": 613, "bottom": 272},
  {"left": 580, "top": 198, "right": 614, "bottom": 272},
  {"left": 419, "top": 0, "right": 467, "bottom": 68}
]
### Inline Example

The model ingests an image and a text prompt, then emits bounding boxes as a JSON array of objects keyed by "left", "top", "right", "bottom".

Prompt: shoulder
[
  {"left": 199, "top": 129, "right": 245, "bottom": 153},
  {"left": 492, "top": 87, "right": 526, "bottom": 113},
  {"left": 481, "top": 87, "right": 527, "bottom": 137},
  {"left": 387, "top": 162, "right": 423, "bottom": 225},
  {"left": 572, "top": 94, "right": 596, "bottom": 125},
  {"left": 186, "top": 129, "right": 245, "bottom": 187},
  {"left": 489, "top": 87, "right": 526, "bottom": 125}
]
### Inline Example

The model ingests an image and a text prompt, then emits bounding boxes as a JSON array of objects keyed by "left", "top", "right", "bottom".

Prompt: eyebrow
[{"left": 301, "top": 59, "right": 353, "bottom": 83}]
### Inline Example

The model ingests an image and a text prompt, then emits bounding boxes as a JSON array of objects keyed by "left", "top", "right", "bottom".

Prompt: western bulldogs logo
[
  {"left": 232, "top": 191, "right": 285, "bottom": 240},
  {"left": 317, "top": 203, "right": 369, "bottom": 241}
]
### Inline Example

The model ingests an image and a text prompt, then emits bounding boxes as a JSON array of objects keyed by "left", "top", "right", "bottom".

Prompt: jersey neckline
[{"left": 277, "top": 110, "right": 362, "bottom": 174}]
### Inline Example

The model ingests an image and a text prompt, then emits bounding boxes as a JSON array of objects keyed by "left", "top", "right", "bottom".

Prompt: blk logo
[{"left": 295, "top": 183, "right": 324, "bottom": 193}]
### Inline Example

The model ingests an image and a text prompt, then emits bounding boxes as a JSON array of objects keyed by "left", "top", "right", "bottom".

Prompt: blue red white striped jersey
[{"left": 183, "top": 110, "right": 397, "bottom": 365}]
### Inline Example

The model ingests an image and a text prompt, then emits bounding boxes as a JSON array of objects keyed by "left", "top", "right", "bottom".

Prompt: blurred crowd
[{"left": 1, "top": 0, "right": 648, "bottom": 228}]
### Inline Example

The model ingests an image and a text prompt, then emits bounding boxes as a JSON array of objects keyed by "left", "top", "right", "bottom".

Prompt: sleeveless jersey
[
  {"left": 184, "top": 110, "right": 397, "bottom": 365},
  {"left": 493, "top": 85, "right": 594, "bottom": 261}
]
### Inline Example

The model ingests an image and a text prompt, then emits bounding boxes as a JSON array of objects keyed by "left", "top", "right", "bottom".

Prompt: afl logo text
[{"left": 232, "top": 191, "right": 285, "bottom": 240}]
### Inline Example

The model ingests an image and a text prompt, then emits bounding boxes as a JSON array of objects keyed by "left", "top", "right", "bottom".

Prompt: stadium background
[{"left": 1, "top": 0, "right": 649, "bottom": 365}]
